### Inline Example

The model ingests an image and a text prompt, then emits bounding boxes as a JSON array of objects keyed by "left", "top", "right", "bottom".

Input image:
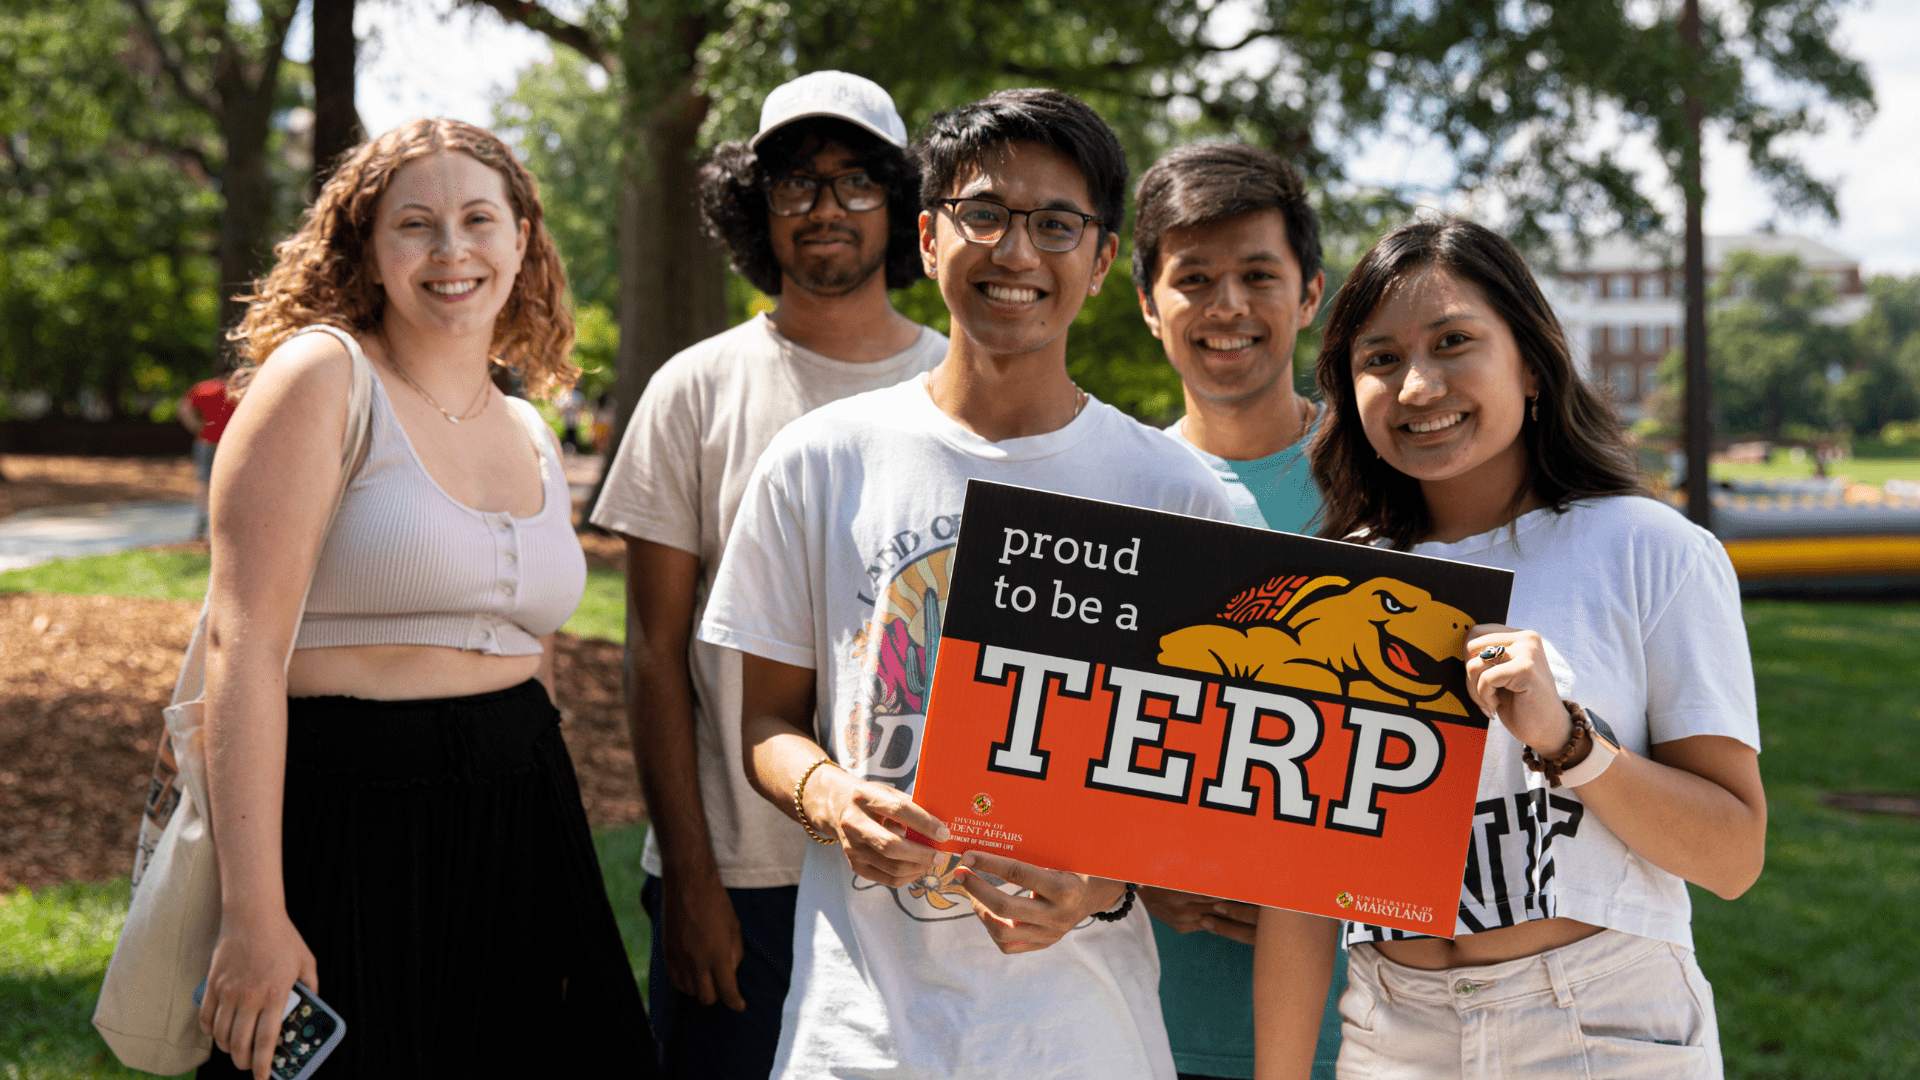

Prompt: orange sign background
[{"left": 913, "top": 637, "right": 1489, "bottom": 935}]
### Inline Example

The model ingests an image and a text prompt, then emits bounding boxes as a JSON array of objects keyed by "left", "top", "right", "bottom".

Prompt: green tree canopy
[
  {"left": 477, "top": 0, "right": 1872, "bottom": 433},
  {"left": 1688, "top": 250, "right": 1849, "bottom": 438},
  {"left": 495, "top": 52, "right": 623, "bottom": 315},
  {"left": 1834, "top": 275, "right": 1920, "bottom": 435},
  {"left": 0, "top": 0, "right": 221, "bottom": 418}
]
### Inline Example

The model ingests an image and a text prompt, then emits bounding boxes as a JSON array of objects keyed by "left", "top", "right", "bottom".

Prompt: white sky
[{"left": 328, "top": 0, "right": 1920, "bottom": 276}]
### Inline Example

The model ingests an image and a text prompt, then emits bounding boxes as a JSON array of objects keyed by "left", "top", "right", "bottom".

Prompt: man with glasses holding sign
[
  {"left": 698, "top": 89, "right": 1236, "bottom": 1079},
  {"left": 591, "top": 71, "right": 946, "bottom": 1077}
]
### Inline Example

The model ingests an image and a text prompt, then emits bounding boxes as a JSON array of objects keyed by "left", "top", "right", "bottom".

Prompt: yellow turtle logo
[{"left": 1157, "top": 574, "right": 1472, "bottom": 715}]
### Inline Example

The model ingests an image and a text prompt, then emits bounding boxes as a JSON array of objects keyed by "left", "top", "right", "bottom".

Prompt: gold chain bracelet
[{"left": 793, "top": 756, "right": 840, "bottom": 845}]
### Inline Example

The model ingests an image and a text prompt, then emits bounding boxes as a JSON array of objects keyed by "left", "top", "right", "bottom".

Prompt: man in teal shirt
[{"left": 1130, "top": 141, "right": 1346, "bottom": 1080}]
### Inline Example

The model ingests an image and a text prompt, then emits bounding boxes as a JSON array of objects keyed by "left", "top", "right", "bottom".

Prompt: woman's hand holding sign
[
  {"left": 1464, "top": 624, "right": 1575, "bottom": 759},
  {"left": 954, "top": 851, "right": 1129, "bottom": 954}
]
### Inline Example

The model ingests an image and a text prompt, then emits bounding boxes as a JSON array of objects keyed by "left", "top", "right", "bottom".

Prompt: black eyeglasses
[
  {"left": 766, "top": 171, "right": 885, "bottom": 217},
  {"left": 935, "top": 197, "right": 1102, "bottom": 252}
]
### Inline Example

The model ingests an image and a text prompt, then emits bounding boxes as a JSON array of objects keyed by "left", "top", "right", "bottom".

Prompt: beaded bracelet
[
  {"left": 1520, "top": 700, "right": 1593, "bottom": 788},
  {"left": 1089, "top": 882, "right": 1137, "bottom": 923},
  {"left": 793, "top": 756, "right": 840, "bottom": 845}
]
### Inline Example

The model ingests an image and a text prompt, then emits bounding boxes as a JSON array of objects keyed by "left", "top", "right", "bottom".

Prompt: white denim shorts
[{"left": 1337, "top": 929, "right": 1722, "bottom": 1079}]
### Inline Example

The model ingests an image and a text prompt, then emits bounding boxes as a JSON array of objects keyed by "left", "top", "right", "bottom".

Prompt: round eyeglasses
[
  {"left": 935, "top": 197, "right": 1102, "bottom": 253},
  {"left": 766, "top": 171, "right": 886, "bottom": 217}
]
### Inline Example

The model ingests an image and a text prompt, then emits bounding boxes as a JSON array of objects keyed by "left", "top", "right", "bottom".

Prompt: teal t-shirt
[
  {"left": 1156, "top": 416, "right": 1344, "bottom": 1080},
  {"left": 1166, "top": 416, "right": 1322, "bottom": 535}
]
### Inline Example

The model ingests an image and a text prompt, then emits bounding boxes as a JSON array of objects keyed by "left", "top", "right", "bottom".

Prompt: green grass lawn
[
  {"left": 0, "top": 824, "right": 651, "bottom": 1078},
  {"left": 0, "top": 551, "right": 627, "bottom": 644},
  {"left": 0, "top": 550, "right": 212, "bottom": 603},
  {"left": 1711, "top": 455, "right": 1920, "bottom": 486},
  {"left": 1695, "top": 601, "right": 1920, "bottom": 1078}
]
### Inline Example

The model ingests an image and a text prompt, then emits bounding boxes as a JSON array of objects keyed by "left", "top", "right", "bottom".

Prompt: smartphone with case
[{"left": 193, "top": 978, "right": 346, "bottom": 1080}]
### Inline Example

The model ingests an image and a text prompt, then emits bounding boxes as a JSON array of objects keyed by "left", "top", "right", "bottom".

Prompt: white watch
[{"left": 1556, "top": 706, "right": 1622, "bottom": 788}]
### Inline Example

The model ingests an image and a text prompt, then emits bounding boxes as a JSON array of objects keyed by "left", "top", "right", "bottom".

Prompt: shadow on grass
[
  {"left": 0, "top": 879, "right": 155, "bottom": 1078},
  {"left": 0, "top": 825, "right": 651, "bottom": 1080},
  {"left": 0, "top": 971, "right": 152, "bottom": 1079}
]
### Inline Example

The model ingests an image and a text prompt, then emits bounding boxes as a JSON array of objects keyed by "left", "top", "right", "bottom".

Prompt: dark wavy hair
[
  {"left": 697, "top": 117, "right": 924, "bottom": 296},
  {"left": 1131, "top": 142, "right": 1322, "bottom": 307},
  {"left": 914, "top": 88, "right": 1126, "bottom": 248},
  {"left": 1311, "top": 219, "right": 1645, "bottom": 549}
]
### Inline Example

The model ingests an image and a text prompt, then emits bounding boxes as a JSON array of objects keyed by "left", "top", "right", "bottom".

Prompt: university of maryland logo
[{"left": 1156, "top": 574, "right": 1474, "bottom": 715}]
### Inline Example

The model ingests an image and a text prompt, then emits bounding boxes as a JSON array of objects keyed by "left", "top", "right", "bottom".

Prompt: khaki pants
[{"left": 1338, "top": 929, "right": 1722, "bottom": 1079}]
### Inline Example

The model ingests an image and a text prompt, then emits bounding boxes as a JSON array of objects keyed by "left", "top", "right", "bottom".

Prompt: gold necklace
[{"left": 387, "top": 351, "right": 493, "bottom": 424}]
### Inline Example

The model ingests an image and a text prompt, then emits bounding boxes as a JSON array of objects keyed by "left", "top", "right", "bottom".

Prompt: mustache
[{"left": 795, "top": 225, "right": 861, "bottom": 244}]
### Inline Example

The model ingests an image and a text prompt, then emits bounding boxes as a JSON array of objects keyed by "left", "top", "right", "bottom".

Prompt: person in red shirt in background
[{"left": 178, "top": 376, "right": 237, "bottom": 538}]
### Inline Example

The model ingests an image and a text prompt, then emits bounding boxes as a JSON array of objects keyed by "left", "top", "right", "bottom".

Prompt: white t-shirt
[
  {"left": 590, "top": 313, "right": 946, "bottom": 888},
  {"left": 1345, "top": 496, "right": 1760, "bottom": 951},
  {"left": 698, "top": 376, "right": 1237, "bottom": 1080}
]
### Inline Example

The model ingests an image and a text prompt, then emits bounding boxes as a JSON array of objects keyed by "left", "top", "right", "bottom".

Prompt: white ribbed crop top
[{"left": 296, "top": 365, "right": 587, "bottom": 656}]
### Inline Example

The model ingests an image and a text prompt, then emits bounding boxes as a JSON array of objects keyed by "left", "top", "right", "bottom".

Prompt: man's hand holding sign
[
  {"left": 742, "top": 652, "right": 1130, "bottom": 956},
  {"left": 911, "top": 480, "right": 1514, "bottom": 933}
]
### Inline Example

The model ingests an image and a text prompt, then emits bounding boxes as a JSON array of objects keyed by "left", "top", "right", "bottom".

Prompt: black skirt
[{"left": 197, "top": 679, "right": 657, "bottom": 1079}]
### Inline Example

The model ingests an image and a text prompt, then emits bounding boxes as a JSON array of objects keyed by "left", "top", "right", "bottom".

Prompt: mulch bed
[
  {"left": 0, "top": 456, "right": 644, "bottom": 891},
  {"left": 0, "top": 455, "right": 199, "bottom": 518},
  {"left": 0, "top": 593, "right": 645, "bottom": 892}
]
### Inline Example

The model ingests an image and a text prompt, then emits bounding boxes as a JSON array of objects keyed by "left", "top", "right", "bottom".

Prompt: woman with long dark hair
[
  {"left": 1253, "top": 220, "right": 1764, "bottom": 1079},
  {"left": 196, "top": 119, "right": 653, "bottom": 1078}
]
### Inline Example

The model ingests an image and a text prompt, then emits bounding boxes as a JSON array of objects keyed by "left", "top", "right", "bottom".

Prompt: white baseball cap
[{"left": 751, "top": 70, "right": 908, "bottom": 150}]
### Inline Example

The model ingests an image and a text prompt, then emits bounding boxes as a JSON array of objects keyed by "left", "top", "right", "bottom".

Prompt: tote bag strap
[
  {"left": 290, "top": 324, "right": 376, "bottom": 528},
  {"left": 279, "top": 324, "right": 375, "bottom": 667},
  {"left": 164, "top": 327, "right": 373, "bottom": 711}
]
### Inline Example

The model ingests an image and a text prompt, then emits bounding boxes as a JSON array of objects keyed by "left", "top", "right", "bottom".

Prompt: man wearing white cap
[{"left": 590, "top": 70, "right": 946, "bottom": 1076}]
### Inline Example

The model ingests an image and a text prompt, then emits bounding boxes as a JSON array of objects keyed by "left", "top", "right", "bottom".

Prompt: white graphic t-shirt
[
  {"left": 1345, "top": 496, "right": 1760, "bottom": 950},
  {"left": 591, "top": 314, "right": 945, "bottom": 888},
  {"left": 699, "top": 376, "right": 1236, "bottom": 1080}
]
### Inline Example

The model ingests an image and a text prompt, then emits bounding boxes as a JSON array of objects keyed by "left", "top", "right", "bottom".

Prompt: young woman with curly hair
[
  {"left": 1253, "top": 220, "right": 1765, "bottom": 1080},
  {"left": 196, "top": 119, "right": 655, "bottom": 1079}
]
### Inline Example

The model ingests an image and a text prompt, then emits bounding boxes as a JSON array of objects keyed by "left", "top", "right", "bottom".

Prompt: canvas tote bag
[{"left": 94, "top": 325, "right": 374, "bottom": 1075}]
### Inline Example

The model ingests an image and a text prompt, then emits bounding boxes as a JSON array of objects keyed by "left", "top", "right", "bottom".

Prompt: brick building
[{"left": 1548, "top": 233, "right": 1867, "bottom": 419}]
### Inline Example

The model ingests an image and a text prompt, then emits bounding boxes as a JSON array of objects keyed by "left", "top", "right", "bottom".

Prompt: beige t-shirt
[{"left": 590, "top": 313, "right": 947, "bottom": 888}]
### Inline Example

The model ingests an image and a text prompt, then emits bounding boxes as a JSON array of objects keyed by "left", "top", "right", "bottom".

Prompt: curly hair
[
  {"left": 228, "top": 118, "right": 577, "bottom": 399},
  {"left": 697, "top": 117, "right": 924, "bottom": 296},
  {"left": 1311, "top": 219, "right": 1645, "bottom": 549}
]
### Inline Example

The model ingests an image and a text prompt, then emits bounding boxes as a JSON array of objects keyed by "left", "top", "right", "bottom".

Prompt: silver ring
[{"left": 1478, "top": 645, "right": 1507, "bottom": 662}]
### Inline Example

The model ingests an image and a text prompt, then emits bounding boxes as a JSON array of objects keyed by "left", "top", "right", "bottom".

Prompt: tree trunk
[
  {"left": 210, "top": 19, "right": 292, "bottom": 340},
  {"left": 216, "top": 103, "right": 280, "bottom": 336},
  {"left": 585, "top": 10, "right": 726, "bottom": 523},
  {"left": 104, "top": 363, "right": 127, "bottom": 420},
  {"left": 311, "top": 0, "right": 361, "bottom": 184},
  {"left": 1680, "top": 0, "right": 1711, "bottom": 528}
]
